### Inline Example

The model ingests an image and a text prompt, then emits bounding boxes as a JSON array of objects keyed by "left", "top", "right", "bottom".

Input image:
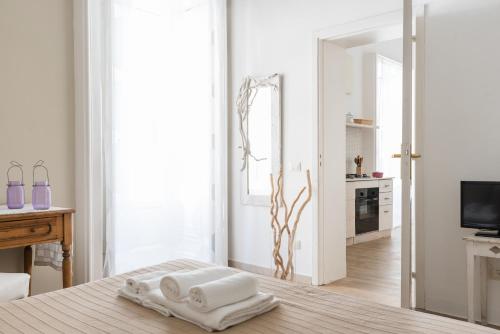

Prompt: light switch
[
  {"left": 291, "top": 162, "right": 302, "bottom": 172},
  {"left": 286, "top": 162, "right": 302, "bottom": 172}
]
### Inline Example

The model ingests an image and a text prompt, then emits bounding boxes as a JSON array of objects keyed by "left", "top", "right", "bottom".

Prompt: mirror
[{"left": 237, "top": 74, "right": 281, "bottom": 206}]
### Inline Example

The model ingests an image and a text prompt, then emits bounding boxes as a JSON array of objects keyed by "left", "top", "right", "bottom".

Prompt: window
[
  {"left": 93, "top": 0, "right": 227, "bottom": 275},
  {"left": 376, "top": 55, "right": 402, "bottom": 227}
]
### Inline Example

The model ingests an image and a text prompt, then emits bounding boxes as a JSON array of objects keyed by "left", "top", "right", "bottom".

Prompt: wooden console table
[
  {"left": 0, "top": 206, "right": 74, "bottom": 294},
  {"left": 464, "top": 235, "right": 500, "bottom": 325}
]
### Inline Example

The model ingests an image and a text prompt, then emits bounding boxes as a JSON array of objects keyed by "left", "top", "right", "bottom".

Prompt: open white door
[
  {"left": 401, "top": 0, "right": 414, "bottom": 309},
  {"left": 315, "top": 41, "right": 348, "bottom": 284}
]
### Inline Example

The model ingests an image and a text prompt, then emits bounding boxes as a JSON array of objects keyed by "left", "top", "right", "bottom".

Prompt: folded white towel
[
  {"left": 147, "top": 289, "right": 279, "bottom": 332},
  {"left": 160, "top": 267, "right": 235, "bottom": 302},
  {"left": 126, "top": 271, "right": 168, "bottom": 294},
  {"left": 188, "top": 272, "right": 258, "bottom": 312},
  {"left": 143, "top": 297, "right": 171, "bottom": 317},
  {"left": 118, "top": 287, "right": 148, "bottom": 305}
]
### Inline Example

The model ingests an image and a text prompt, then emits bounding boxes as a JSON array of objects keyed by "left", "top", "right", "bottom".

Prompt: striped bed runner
[{"left": 0, "top": 259, "right": 496, "bottom": 334}]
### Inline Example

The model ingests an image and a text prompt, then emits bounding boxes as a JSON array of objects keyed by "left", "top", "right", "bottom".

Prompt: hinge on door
[{"left": 412, "top": 36, "right": 416, "bottom": 42}]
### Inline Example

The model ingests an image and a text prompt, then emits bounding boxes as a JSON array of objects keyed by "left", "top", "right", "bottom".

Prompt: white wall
[
  {"left": 228, "top": 0, "right": 402, "bottom": 277},
  {"left": 423, "top": 0, "right": 500, "bottom": 325},
  {"left": 345, "top": 50, "right": 374, "bottom": 174},
  {"left": 346, "top": 128, "right": 369, "bottom": 174},
  {"left": 0, "top": 0, "right": 75, "bottom": 294},
  {"left": 346, "top": 38, "right": 403, "bottom": 117}
]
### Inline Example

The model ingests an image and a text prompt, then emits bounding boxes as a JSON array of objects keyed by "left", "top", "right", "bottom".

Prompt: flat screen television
[{"left": 461, "top": 181, "right": 500, "bottom": 237}]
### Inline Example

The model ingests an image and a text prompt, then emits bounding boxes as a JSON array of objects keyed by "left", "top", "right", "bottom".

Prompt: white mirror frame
[{"left": 237, "top": 73, "right": 282, "bottom": 206}]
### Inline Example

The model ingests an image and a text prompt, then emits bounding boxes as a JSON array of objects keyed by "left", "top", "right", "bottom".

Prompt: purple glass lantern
[
  {"left": 32, "top": 160, "right": 51, "bottom": 210},
  {"left": 6, "top": 161, "right": 25, "bottom": 209}
]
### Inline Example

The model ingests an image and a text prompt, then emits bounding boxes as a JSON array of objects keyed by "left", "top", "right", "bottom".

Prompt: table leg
[
  {"left": 62, "top": 242, "right": 72, "bottom": 288},
  {"left": 62, "top": 212, "right": 73, "bottom": 288},
  {"left": 24, "top": 246, "right": 32, "bottom": 296},
  {"left": 480, "top": 257, "right": 488, "bottom": 325},
  {"left": 466, "top": 241, "right": 475, "bottom": 323}
]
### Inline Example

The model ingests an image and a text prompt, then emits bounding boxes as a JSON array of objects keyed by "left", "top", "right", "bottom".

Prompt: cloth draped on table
[{"left": 34, "top": 242, "right": 63, "bottom": 270}]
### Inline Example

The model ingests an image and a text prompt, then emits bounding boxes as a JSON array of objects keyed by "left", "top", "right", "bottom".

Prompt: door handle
[
  {"left": 392, "top": 153, "right": 421, "bottom": 159},
  {"left": 392, "top": 152, "right": 421, "bottom": 181}
]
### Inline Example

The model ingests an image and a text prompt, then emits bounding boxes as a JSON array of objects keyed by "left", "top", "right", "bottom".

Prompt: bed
[{"left": 0, "top": 259, "right": 496, "bottom": 334}]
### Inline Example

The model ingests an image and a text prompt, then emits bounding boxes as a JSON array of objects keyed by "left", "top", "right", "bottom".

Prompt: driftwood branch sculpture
[{"left": 270, "top": 169, "right": 312, "bottom": 280}]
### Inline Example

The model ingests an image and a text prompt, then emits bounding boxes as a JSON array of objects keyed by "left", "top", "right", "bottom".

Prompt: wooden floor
[{"left": 320, "top": 228, "right": 401, "bottom": 307}]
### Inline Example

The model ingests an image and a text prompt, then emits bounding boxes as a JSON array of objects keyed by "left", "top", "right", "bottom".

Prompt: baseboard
[{"left": 228, "top": 259, "right": 311, "bottom": 284}]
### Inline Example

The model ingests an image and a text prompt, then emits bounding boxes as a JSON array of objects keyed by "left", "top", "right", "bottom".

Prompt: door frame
[
  {"left": 413, "top": 4, "right": 426, "bottom": 311},
  {"left": 400, "top": 0, "right": 413, "bottom": 309},
  {"left": 312, "top": 3, "right": 426, "bottom": 309}
]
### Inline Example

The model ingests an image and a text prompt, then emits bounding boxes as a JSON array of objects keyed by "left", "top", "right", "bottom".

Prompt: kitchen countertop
[{"left": 346, "top": 176, "right": 394, "bottom": 182}]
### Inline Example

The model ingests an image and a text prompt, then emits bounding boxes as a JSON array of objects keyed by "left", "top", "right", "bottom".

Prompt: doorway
[
  {"left": 322, "top": 36, "right": 404, "bottom": 308},
  {"left": 312, "top": 4, "right": 424, "bottom": 309}
]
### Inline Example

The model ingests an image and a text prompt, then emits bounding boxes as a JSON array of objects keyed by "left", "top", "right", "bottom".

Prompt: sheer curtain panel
[{"left": 85, "top": 0, "right": 227, "bottom": 276}]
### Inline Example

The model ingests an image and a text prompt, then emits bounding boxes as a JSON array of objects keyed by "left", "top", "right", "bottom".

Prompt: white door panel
[{"left": 320, "top": 41, "right": 348, "bottom": 283}]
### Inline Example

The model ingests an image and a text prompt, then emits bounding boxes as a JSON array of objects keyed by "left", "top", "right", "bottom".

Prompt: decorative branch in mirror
[{"left": 237, "top": 74, "right": 281, "bottom": 206}]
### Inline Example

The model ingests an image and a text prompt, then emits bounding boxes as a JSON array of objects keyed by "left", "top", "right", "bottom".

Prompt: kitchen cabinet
[{"left": 345, "top": 178, "right": 393, "bottom": 244}]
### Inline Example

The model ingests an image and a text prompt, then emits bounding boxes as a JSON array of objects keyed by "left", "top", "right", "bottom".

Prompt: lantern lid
[
  {"left": 33, "top": 181, "right": 49, "bottom": 186},
  {"left": 7, "top": 181, "right": 23, "bottom": 186}
]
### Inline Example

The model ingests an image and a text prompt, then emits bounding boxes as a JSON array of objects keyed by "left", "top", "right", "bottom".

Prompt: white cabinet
[
  {"left": 379, "top": 204, "right": 393, "bottom": 231},
  {"left": 346, "top": 182, "right": 356, "bottom": 239},
  {"left": 346, "top": 182, "right": 356, "bottom": 201},
  {"left": 379, "top": 179, "right": 393, "bottom": 193},
  {"left": 379, "top": 191, "right": 393, "bottom": 206},
  {"left": 346, "top": 199, "right": 355, "bottom": 238},
  {"left": 378, "top": 178, "right": 393, "bottom": 231}
]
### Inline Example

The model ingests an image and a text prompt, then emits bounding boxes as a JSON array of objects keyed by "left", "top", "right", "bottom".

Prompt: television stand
[
  {"left": 464, "top": 235, "right": 500, "bottom": 325},
  {"left": 475, "top": 230, "right": 500, "bottom": 238}
]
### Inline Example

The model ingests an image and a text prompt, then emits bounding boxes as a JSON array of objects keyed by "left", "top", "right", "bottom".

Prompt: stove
[{"left": 346, "top": 173, "right": 370, "bottom": 179}]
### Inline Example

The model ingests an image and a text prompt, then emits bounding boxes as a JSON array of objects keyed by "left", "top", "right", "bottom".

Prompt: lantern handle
[
  {"left": 7, "top": 161, "right": 23, "bottom": 184},
  {"left": 33, "top": 160, "right": 50, "bottom": 185}
]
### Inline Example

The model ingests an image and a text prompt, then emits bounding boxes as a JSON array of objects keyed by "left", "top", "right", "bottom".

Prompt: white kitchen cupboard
[
  {"left": 378, "top": 178, "right": 393, "bottom": 231},
  {"left": 346, "top": 199, "right": 355, "bottom": 238},
  {"left": 379, "top": 204, "right": 393, "bottom": 231},
  {"left": 346, "top": 178, "right": 394, "bottom": 244}
]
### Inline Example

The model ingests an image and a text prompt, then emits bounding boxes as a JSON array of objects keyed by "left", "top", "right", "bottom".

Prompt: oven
[{"left": 355, "top": 187, "right": 379, "bottom": 235}]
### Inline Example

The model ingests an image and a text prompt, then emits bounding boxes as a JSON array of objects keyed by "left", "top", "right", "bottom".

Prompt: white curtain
[{"left": 89, "top": 0, "right": 227, "bottom": 276}]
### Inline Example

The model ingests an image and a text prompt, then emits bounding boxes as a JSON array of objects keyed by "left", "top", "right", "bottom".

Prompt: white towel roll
[
  {"left": 137, "top": 273, "right": 169, "bottom": 295},
  {"left": 160, "top": 267, "right": 235, "bottom": 302},
  {"left": 126, "top": 271, "right": 167, "bottom": 294},
  {"left": 188, "top": 272, "right": 258, "bottom": 312}
]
